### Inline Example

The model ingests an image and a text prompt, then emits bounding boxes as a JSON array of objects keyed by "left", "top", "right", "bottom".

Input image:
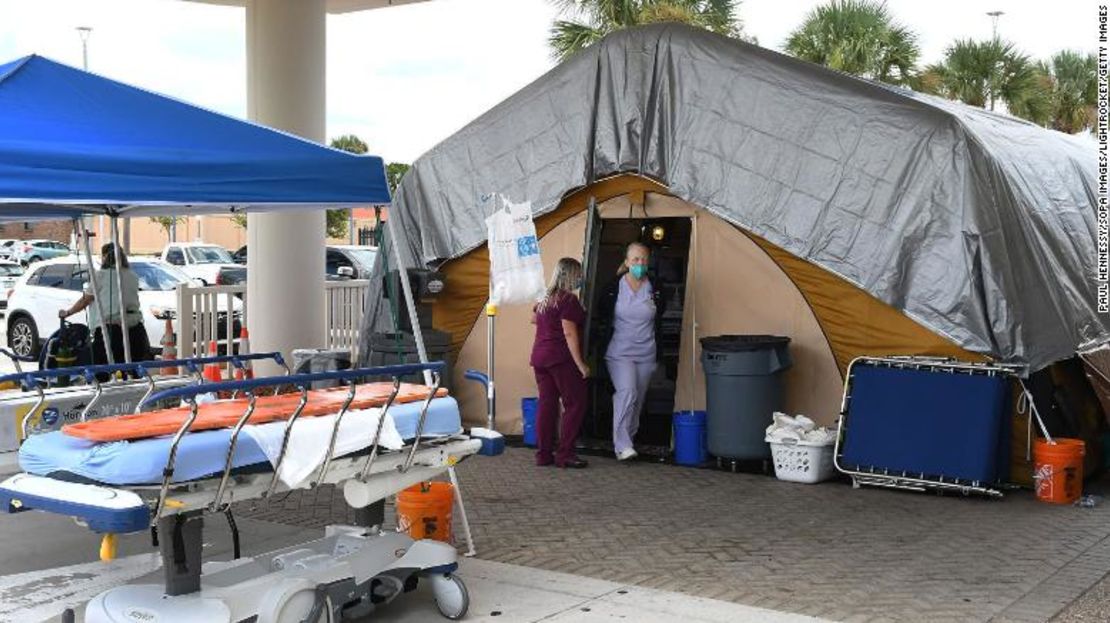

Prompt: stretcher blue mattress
[
  {"left": 18, "top": 397, "right": 461, "bottom": 485},
  {"left": 839, "top": 365, "right": 1010, "bottom": 483}
]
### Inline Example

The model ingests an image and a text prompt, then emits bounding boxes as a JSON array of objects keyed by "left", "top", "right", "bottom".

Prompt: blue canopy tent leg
[
  {"left": 110, "top": 215, "right": 132, "bottom": 363},
  {"left": 75, "top": 217, "right": 116, "bottom": 365},
  {"left": 385, "top": 211, "right": 431, "bottom": 386}
]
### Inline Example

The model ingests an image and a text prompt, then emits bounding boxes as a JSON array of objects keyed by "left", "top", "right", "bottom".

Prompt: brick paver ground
[{"left": 236, "top": 446, "right": 1110, "bottom": 623}]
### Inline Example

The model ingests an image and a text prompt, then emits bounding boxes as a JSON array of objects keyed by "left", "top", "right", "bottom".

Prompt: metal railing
[{"left": 175, "top": 279, "right": 368, "bottom": 364}]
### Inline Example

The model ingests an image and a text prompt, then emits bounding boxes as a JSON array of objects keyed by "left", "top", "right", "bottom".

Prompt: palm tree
[
  {"left": 1043, "top": 50, "right": 1097, "bottom": 134},
  {"left": 549, "top": 0, "right": 746, "bottom": 61},
  {"left": 330, "top": 134, "right": 368, "bottom": 154},
  {"left": 784, "top": 0, "right": 920, "bottom": 86},
  {"left": 925, "top": 39, "right": 1052, "bottom": 126}
]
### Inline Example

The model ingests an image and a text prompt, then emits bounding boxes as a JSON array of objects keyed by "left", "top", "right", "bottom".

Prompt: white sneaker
[{"left": 616, "top": 448, "right": 638, "bottom": 461}]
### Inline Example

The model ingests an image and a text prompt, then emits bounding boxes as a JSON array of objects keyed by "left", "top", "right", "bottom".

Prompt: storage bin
[{"left": 768, "top": 438, "right": 835, "bottom": 484}]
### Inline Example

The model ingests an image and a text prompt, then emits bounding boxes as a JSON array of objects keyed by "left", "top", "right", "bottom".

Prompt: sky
[{"left": 0, "top": 0, "right": 1099, "bottom": 163}]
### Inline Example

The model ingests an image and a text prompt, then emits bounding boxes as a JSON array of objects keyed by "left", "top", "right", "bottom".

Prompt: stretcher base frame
[{"left": 85, "top": 527, "right": 467, "bottom": 623}]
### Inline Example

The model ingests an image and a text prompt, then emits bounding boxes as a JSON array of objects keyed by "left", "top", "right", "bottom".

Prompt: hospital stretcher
[{"left": 0, "top": 360, "right": 503, "bottom": 622}]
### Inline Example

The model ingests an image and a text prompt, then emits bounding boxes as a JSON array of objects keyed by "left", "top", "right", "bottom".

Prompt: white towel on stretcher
[{"left": 243, "top": 407, "right": 404, "bottom": 489}]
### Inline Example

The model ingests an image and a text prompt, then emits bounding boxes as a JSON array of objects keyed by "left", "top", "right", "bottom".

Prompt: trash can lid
[
  {"left": 370, "top": 330, "right": 452, "bottom": 350},
  {"left": 700, "top": 335, "right": 791, "bottom": 352}
]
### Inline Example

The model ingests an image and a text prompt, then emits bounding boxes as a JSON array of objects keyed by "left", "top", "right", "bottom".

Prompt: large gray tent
[{"left": 362, "top": 23, "right": 1104, "bottom": 375}]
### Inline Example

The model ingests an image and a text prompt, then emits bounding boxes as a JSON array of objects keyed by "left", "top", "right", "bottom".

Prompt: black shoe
[{"left": 558, "top": 458, "right": 589, "bottom": 469}]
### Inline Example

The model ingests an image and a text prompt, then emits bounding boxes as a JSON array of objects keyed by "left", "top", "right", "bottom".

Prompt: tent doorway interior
[{"left": 582, "top": 216, "right": 692, "bottom": 455}]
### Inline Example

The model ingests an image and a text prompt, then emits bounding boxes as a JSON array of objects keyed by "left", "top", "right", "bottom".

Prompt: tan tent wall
[
  {"left": 750, "top": 237, "right": 986, "bottom": 372},
  {"left": 435, "top": 175, "right": 982, "bottom": 432}
]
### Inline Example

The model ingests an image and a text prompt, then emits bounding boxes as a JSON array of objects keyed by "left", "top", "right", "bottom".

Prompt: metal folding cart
[{"left": 835, "top": 356, "right": 1022, "bottom": 497}]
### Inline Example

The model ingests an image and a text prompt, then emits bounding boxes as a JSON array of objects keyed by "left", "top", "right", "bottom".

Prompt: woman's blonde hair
[{"left": 536, "top": 257, "right": 583, "bottom": 313}]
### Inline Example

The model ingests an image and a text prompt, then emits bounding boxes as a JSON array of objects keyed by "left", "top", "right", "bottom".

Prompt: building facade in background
[{"left": 0, "top": 220, "right": 73, "bottom": 244}]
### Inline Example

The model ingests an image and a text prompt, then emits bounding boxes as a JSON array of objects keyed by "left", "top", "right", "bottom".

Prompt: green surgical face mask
[{"left": 630, "top": 265, "right": 647, "bottom": 280}]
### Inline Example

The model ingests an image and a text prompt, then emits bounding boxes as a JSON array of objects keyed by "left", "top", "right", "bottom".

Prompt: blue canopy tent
[
  {"left": 0, "top": 54, "right": 400, "bottom": 363},
  {"left": 0, "top": 55, "right": 390, "bottom": 213}
]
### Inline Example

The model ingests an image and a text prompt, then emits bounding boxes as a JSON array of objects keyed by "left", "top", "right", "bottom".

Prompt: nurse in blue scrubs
[{"left": 598, "top": 242, "right": 662, "bottom": 461}]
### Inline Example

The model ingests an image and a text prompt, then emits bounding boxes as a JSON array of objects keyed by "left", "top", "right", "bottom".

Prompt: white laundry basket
[{"left": 767, "top": 438, "right": 836, "bottom": 484}]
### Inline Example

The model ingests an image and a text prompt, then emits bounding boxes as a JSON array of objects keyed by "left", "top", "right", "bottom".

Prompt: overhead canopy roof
[
  {"left": 0, "top": 55, "right": 391, "bottom": 219},
  {"left": 381, "top": 23, "right": 1104, "bottom": 372},
  {"left": 185, "top": 0, "right": 431, "bottom": 14}
]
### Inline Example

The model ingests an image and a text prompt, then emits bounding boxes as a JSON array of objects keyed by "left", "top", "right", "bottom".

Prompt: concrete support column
[{"left": 245, "top": 0, "right": 327, "bottom": 374}]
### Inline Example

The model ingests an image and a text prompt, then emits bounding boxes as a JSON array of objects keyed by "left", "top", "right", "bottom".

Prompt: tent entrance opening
[{"left": 582, "top": 217, "right": 691, "bottom": 456}]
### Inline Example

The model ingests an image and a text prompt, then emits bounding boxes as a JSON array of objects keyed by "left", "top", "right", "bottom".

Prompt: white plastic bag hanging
[{"left": 485, "top": 194, "right": 545, "bottom": 305}]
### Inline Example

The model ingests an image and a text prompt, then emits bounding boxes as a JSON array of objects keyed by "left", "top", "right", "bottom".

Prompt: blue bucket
[
  {"left": 673, "top": 410, "right": 708, "bottom": 466},
  {"left": 522, "top": 397, "right": 538, "bottom": 447}
]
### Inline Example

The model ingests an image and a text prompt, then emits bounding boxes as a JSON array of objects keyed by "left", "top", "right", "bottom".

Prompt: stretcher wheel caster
[
  {"left": 258, "top": 578, "right": 321, "bottom": 623},
  {"left": 430, "top": 573, "right": 469, "bottom": 620}
]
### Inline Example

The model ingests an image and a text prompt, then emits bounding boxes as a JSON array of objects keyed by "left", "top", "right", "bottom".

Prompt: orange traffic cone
[
  {"left": 235, "top": 327, "right": 253, "bottom": 381},
  {"left": 203, "top": 340, "right": 223, "bottom": 384},
  {"left": 160, "top": 317, "right": 178, "bottom": 375}
]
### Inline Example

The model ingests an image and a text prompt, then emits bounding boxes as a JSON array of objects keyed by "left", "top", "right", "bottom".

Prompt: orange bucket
[
  {"left": 396, "top": 482, "right": 454, "bottom": 543},
  {"left": 1033, "top": 438, "right": 1085, "bottom": 504}
]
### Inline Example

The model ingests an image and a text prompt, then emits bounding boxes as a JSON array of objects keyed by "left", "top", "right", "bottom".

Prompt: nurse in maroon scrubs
[{"left": 529, "top": 257, "right": 590, "bottom": 469}]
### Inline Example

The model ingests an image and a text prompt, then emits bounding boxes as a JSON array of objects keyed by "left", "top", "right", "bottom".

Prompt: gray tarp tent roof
[{"left": 363, "top": 23, "right": 1104, "bottom": 372}]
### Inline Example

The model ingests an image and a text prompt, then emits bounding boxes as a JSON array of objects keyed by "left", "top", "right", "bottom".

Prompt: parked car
[
  {"left": 0, "top": 240, "right": 19, "bottom": 261},
  {"left": 10, "top": 239, "right": 72, "bottom": 265},
  {"left": 215, "top": 265, "right": 246, "bottom": 286},
  {"left": 0, "top": 261, "right": 23, "bottom": 310},
  {"left": 327, "top": 245, "right": 378, "bottom": 280},
  {"left": 231, "top": 245, "right": 378, "bottom": 280},
  {"left": 161, "top": 242, "right": 239, "bottom": 285},
  {"left": 5, "top": 257, "right": 241, "bottom": 358}
]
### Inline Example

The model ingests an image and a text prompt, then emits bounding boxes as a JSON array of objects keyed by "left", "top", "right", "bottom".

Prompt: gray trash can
[
  {"left": 700, "top": 335, "right": 792, "bottom": 460},
  {"left": 368, "top": 329, "right": 453, "bottom": 390},
  {"left": 292, "top": 348, "right": 352, "bottom": 389}
]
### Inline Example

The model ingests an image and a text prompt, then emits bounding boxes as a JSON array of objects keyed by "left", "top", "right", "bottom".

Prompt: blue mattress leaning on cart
[{"left": 18, "top": 397, "right": 462, "bottom": 485}]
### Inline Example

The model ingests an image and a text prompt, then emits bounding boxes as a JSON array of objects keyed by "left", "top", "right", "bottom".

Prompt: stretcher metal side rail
[
  {"left": 833, "top": 356, "right": 1023, "bottom": 498},
  {"left": 0, "top": 351, "right": 289, "bottom": 440},
  {"left": 136, "top": 361, "right": 449, "bottom": 522}
]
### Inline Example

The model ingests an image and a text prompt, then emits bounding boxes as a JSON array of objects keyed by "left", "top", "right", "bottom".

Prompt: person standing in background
[
  {"left": 530, "top": 257, "right": 590, "bottom": 469},
  {"left": 58, "top": 242, "right": 152, "bottom": 377}
]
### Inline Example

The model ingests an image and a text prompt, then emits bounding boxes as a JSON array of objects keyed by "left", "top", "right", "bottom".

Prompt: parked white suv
[
  {"left": 0, "top": 260, "right": 24, "bottom": 310},
  {"left": 161, "top": 243, "right": 239, "bottom": 285},
  {"left": 5, "top": 257, "right": 241, "bottom": 358}
]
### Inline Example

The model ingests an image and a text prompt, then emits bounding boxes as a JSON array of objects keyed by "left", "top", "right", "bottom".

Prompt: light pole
[
  {"left": 77, "top": 26, "right": 91, "bottom": 70},
  {"left": 77, "top": 26, "right": 99, "bottom": 244},
  {"left": 986, "top": 11, "right": 1004, "bottom": 40}
]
